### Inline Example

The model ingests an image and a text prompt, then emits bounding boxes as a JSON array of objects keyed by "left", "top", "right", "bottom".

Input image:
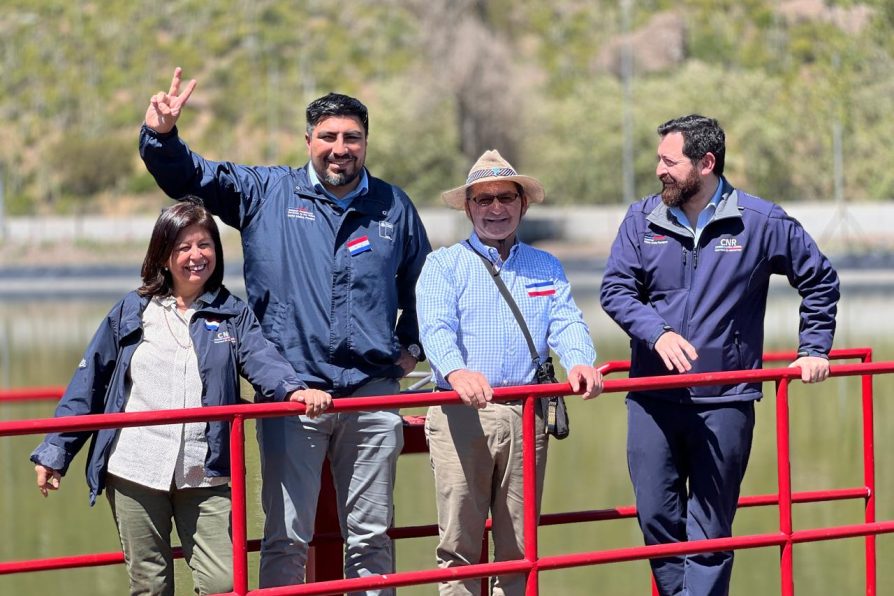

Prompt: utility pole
[
  {"left": 620, "top": 0, "right": 636, "bottom": 203},
  {"left": 0, "top": 162, "right": 6, "bottom": 242},
  {"left": 821, "top": 52, "right": 863, "bottom": 251}
]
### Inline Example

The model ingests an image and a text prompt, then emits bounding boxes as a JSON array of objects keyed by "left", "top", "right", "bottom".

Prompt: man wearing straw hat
[{"left": 416, "top": 150, "right": 604, "bottom": 595}]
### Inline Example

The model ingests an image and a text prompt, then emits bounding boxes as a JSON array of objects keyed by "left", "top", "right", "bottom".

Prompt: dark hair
[
  {"left": 306, "top": 93, "right": 369, "bottom": 136},
  {"left": 137, "top": 198, "right": 224, "bottom": 298},
  {"left": 657, "top": 114, "right": 726, "bottom": 177}
]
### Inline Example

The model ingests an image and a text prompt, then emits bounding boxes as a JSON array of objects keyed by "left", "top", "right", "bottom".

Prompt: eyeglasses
[{"left": 468, "top": 192, "right": 520, "bottom": 207}]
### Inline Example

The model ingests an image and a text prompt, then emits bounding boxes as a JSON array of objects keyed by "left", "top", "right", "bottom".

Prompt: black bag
[
  {"left": 536, "top": 357, "right": 570, "bottom": 440},
  {"left": 466, "top": 241, "right": 571, "bottom": 440}
]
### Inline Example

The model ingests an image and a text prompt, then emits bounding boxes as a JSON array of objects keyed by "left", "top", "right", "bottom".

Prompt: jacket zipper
[{"left": 681, "top": 241, "right": 694, "bottom": 339}]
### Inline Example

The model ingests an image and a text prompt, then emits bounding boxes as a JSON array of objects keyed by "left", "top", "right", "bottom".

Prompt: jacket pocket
[{"left": 642, "top": 243, "right": 687, "bottom": 292}]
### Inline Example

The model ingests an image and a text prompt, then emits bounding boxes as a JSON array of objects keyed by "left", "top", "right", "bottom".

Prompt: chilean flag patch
[
  {"left": 347, "top": 236, "right": 372, "bottom": 256},
  {"left": 526, "top": 281, "right": 556, "bottom": 297}
]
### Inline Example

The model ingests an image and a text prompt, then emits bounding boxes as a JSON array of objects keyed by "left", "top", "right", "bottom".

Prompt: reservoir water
[{"left": 2, "top": 268, "right": 893, "bottom": 595}]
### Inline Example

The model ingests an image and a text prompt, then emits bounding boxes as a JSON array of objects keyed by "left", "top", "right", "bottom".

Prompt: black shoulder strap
[{"left": 464, "top": 241, "right": 541, "bottom": 368}]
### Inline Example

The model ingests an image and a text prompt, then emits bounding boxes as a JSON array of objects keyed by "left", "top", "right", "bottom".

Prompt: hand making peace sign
[{"left": 144, "top": 67, "right": 197, "bottom": 134}]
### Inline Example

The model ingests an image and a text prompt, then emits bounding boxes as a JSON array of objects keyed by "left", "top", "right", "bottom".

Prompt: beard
[
  {"left": 660, "top": 167, "right": 702, "bottom": 208},
  {"left": 323, "top": 169, "right": 360, "bottom": 188}
]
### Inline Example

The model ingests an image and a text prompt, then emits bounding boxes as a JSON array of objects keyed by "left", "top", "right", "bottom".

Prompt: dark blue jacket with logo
[
  {"left": 139, "top": 126, "right": 431, "bottom": 395},
  {"left": 30, "top": 287, "right": 305, "bottom": 504},
  {"left": 600, "top": 180, "right": 840, "bottom": 403}
]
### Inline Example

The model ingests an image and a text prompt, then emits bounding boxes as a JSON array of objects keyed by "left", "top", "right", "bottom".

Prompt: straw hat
[{"left": 441, "top": 149, "right": 545, "bottom": 210}]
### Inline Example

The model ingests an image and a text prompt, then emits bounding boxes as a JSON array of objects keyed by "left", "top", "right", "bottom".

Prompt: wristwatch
[{"left": 406, "top": 343, "right": 423, "bottom": 361}]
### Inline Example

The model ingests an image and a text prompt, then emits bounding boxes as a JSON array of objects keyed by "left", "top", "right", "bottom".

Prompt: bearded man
[
  {"left": 140, "top": 68, "right": 431, "bottom": 593},
  {"left": 600, "top": 114, "right": 840, "bottom": 596}
]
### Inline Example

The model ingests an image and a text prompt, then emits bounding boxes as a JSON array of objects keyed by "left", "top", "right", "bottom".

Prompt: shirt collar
[
  {"left": 156, "top": 287, "right": 219, "bottom": 310},
  {"left": 668, "top": 177, "right": 724, "bottom": 232},
  {"left": 307, "top": 164, "right": 369, "bottom": 206},
  {"left": 468, "top": 231, "right": 520, "bottom": 268}
]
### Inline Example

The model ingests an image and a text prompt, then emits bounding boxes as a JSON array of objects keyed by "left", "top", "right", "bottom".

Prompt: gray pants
[
  {"left": 106, "top": 474, "right": 233, "bottom": 596},
  {"left": 257, "top": 378, "right": 403, "bottom": 595}
]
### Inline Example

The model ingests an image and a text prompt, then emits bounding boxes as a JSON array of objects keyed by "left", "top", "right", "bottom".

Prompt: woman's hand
[
  {"left": 35, "top": 464, "right": 61, "bottom": 497},
  {"left": 289, "top": 389, "right": 332, "bottom": 418}
]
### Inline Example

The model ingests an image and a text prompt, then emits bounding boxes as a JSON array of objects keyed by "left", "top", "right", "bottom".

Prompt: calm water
[{"left": 2, "top": 283, "right": 894, "bottom": 595}]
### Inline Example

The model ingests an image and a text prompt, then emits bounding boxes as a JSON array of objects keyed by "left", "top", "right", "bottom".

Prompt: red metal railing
[{"left": 0, "top": 348, "right": 890, "bottom": 595}]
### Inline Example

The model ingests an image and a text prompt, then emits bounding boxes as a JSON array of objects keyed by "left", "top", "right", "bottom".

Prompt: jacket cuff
[
  {"left": 797, "top": 350, "right": 829, "bottom": 359},
  {"left": 30, "top": 442, "right": 70, "bottom": 475},
  {"left": 141, "top": 123, "right": 179, "bottom": 139},
  {"left": 275, "top": 377, "right": 308, "bottom": 402},
  {"left": 648, "top": 324, "right": 673, "bottom": 350}
]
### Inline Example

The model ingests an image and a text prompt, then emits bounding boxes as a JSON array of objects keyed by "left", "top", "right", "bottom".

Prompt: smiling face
[
  {"left": 305, "top": 115, "right": 368, "bottom": 197},
  {"left": 167, "top": 224, "right": 216, "bottom": 300},
  {"left": 656, "top": 131, "right": 706, "bottom": 208},
  {"left": 464, "top": 180, "right": 528, "bottom": 248}
]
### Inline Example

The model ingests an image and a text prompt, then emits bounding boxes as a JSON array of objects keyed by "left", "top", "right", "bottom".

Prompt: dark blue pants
[{"left": 626, "top": 394, "right": 755, "bottom": 596}]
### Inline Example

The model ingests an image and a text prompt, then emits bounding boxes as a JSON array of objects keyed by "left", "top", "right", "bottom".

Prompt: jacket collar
[
  {"left": 192, "top": 287, "right": 241, "bottom": 317},
  {"left": 646, "top": 178, "right": 740, "bottom": 235},
  {"left": 295, "top": 165, "right": 390, "bottom": 215},
  {"left": 120, "top": 292, "right": 151, "bottom": 338}
]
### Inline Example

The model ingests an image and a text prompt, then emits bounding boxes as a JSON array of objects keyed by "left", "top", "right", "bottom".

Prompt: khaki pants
[
  {"left": 425, "top": 402, "right": 548, "bottom": 596},
  {"left": 106, "top": 474, "right": 233, "bottom": 596}
]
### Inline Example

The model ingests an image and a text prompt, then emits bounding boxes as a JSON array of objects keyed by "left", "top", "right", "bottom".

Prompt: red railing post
[
  {"left": 523, "top": 393, "right": 539, "bottom": 596},
  {"left": 3, "top": 353, "right": 894, "bottom": 594},
  {"left": 478, "top": 530, "right": 489, "bottom": 596},
  {"left": 861, "top": 350, "right": 877, "bottom": 596},
  {"left": 230, "top": 415, "right": 249, "bottom": 595},
  {"left": 776, "top": 378, "right": 794, "bottom": 596}
]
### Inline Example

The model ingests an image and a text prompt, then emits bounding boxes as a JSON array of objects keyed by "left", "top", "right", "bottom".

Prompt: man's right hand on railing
[
  {"left": 288, "top": 389, "right": 333, "bottom": 418},
  {"left": 35, "top": 464, "right": 61, "bottom": 497},
  {"left": 789, "top": 355, "right": 831, "bottom": 383},
  {"left": 446, "top": 369, "right": 493, "bottom": 409}
]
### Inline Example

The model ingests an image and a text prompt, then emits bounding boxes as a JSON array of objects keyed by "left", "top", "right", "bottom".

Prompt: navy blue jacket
[
  {"left": 600, "top": 181, "right": 840, "bottom": 403},
  {"left": 139, "top": 126, "right": 431, "bottom": 394},
  {"left": 31, "top": 287, "right": 305, "bottom": 504}
]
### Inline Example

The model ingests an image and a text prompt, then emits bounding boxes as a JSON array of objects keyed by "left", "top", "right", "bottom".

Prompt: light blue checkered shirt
[{"left": 416, "top": 233, "right": 596, "bottom": 389}]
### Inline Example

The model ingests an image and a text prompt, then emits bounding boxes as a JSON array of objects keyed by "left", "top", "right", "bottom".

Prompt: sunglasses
[{"left": 467, "top": 192, "right": 520, "bottom": 207}]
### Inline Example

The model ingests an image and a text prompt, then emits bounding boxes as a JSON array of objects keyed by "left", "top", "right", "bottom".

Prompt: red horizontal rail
[
  {"left": 1, "top": 349, "right": 887, "bottom": 594},
  {"left": 0, "top": 386, "right": 64, "bottom": 402},
  {"left": 1, "top": 484, "right": 872, "bottom": 577},
  {"left": 3, "top": 362, "right": 892, "bottom": 438},
  {"left": 250, "top": 559, "right": 533, "bottom": 596},
  {"left": 0, "top": 348, "right": 872, "bottom": 405},
  {"left": 537, "top": 532, "right": 789, "bottom": 570}
]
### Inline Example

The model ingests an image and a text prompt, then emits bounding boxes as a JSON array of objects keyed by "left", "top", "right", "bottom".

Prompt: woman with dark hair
[{"left": 30, "top": 199, "right": 330, "bottom": 596}]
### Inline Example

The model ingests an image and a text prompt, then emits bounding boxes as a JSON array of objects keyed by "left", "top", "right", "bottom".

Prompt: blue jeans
[
  {"left": 626, "top": 394, "right": 755, "bottom": 596},
  {"left": 257, "top": 378, "right": 403, "bottom": 595}
]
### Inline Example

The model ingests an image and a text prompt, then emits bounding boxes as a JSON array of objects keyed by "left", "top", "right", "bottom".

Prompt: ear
[
  {"left": 699, "top": 152, "right": 716, "bottom": 176},
  {"left": 305, "top": 131, "right": 312, "bottom": 149},
  {"left": 464, "top": 201, "right": 473, "bottom": 220},
  {"left": 520, "top": 196, "right": 529, "bottom": 218}
]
